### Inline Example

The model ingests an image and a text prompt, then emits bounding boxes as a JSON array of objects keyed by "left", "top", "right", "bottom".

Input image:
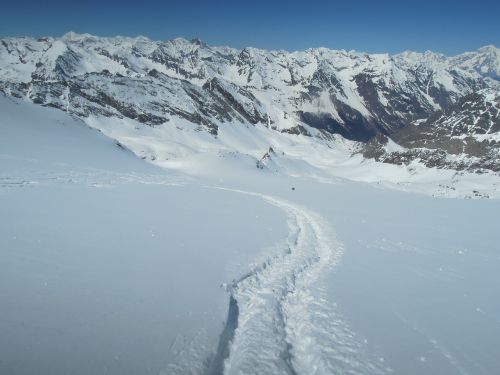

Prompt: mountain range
[{"left": 1, "top": 33, "right": 499, "bottom": 174}]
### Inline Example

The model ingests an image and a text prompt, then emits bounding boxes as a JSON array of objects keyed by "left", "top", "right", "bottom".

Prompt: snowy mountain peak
[
  {"left": 0, "top": 34, "right": 498, "bottom": 171},
  {"left": 452, "top": 45, "right": 500, "bottom": 80}
]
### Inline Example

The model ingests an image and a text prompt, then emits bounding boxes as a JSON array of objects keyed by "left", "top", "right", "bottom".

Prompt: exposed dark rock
[
  {"left": 281, "top": 124, "right": 311, "bottom": 136},
  {"left": 362, "top": 89, "right": 500, "bottom": 173},
  {"left": 298, "top": 110, "right": 377, "bottom": 142},
  {"left": 0, "top": 34, "right": 498, "bottom": 174}
]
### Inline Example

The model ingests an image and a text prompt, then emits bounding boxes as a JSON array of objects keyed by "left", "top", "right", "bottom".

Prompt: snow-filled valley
[{"left": 1, "top": 89, "right": 500, "bottom": 375}]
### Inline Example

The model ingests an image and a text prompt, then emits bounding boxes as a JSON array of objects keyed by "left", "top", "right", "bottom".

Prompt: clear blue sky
[{"left": 1, "top": 0, "right": 498, "bottom": 55}]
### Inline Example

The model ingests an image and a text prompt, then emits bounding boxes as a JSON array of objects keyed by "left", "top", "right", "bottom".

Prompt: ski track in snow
[
  {"left": 2, "top": 171, "right": 386, "bottom": 374},
  {"left": 206, "top": 187, "right": 386, "bottom": 375}
]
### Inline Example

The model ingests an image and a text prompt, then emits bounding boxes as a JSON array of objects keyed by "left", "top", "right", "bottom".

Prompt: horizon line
[{"left": 1, "top": 31, "right": 498, "bottom": 58}]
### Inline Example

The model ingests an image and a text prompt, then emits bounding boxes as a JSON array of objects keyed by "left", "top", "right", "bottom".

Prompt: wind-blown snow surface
[{"left": 1, "top": 96, "right": 500, "bottom": 375}]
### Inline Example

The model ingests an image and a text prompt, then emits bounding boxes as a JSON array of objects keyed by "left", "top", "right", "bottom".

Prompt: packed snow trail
[{"left": 208, "top": 188, "right": 385, "bottom": 375}]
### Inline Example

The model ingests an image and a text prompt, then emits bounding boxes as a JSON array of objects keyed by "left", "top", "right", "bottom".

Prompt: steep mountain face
[
  {"left": 363, "top": 88, "right": 500, "bottom": 172},
  {"left": 1, "top": 33, "right": 497, "bottom": 142},
  {"left": 0, "top": 35, "right": 269, "bottom": 135}
]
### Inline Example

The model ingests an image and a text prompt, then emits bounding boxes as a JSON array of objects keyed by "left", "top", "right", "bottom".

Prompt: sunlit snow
[{"left": 1, "top": 94, "right": 499, "bottom": 375}]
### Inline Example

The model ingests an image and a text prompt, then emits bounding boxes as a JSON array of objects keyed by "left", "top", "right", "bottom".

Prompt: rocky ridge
[{"left": 0, "top": 33, "right": 499, "bottom": 172}]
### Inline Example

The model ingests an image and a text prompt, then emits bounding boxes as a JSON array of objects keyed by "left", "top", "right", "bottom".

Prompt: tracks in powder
[
  {"left": 166, "top": 186, "right": 386, "bottom": 375},
  {"left": 207, "top": 188, "right": 386, "bottom": 375},
  {"left": 207, "top": 189, "right": 372, "bottom": 375}
]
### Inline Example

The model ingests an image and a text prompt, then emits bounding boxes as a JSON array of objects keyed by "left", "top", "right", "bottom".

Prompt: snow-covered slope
[
  {"left": 0, "top": 93, "right": 162, "bottom": 175},
  {"left": 2, "top": 96, "right": 500, "bottom": 375},
  {"left": 451, "top": 45, "right": 500, "bottom": 81},
  {"left": 0, "top": 94, "right": 292, "bottom": 375}
]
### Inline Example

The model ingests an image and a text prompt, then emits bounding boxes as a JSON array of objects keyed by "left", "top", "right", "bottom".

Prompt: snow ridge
[{"left": 210, "top": 189, "right": 384, "bottom": 375}]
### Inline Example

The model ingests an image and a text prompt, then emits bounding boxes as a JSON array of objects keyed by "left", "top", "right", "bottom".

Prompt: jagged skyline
[{"left": 1, "top": 0, "right": 499, "bottom": 55}]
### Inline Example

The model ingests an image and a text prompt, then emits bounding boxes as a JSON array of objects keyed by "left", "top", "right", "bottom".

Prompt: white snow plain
[{"left": 1, "top": 96, "right": 500, "bottom": 375}]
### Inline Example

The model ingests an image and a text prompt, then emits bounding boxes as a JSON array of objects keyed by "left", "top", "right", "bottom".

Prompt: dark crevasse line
[{"left": 207, "top": 296, "right": 239, "bottom": 375}]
